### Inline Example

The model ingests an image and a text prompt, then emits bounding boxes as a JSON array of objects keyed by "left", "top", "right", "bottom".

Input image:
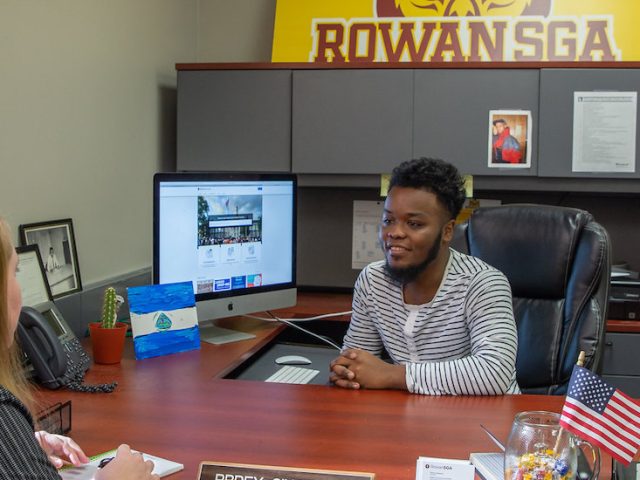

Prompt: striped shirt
[
  {"left": 343, "top": 249, "right": 520, "bottom": 395},
  {"left": 0, "top": 386, "right": 62, "bottom": 479}
]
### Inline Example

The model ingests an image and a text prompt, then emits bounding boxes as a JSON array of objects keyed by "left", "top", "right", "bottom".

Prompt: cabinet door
[
  {"left": 413, "top": 69, "right": 539, "bottom": 176},
  {"left": 177, "top": 70, "right": 292, "bottom": 172},
  {"left": 602, "top": 332, "right": 640, "bottom": 376},
  {"left": 292, "top": 70, "right": 413, "bottom": 174},
  {"left": 538, "top": 69, "right": 640, "bottom": 178}
]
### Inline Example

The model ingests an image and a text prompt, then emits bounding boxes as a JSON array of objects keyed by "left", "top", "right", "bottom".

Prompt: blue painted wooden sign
[{"left": 127, "top": 281, "right": 200, "bottom": 360}]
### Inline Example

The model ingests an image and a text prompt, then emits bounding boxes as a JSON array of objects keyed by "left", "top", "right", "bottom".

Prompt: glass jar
[{"left": 504, "top": 411, "right": 600, "bottom": 480}]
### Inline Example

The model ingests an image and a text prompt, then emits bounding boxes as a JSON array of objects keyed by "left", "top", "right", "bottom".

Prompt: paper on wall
[
  {"left": 572, "top": 91, "right": 637, "bottom": 173},
  {"left": 352, "top": 200, "right": 384, "bottom": 270}
]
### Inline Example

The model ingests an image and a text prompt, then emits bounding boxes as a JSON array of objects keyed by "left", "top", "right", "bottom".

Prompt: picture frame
[
  {"left": 487, "top": 109, "right": 532, "bottom": 169},
  {"left": 15, "top": 245, "right": 53, "bottom": 306},
  {"left": 19, "top": 218, "right": 82, "bottom": 299}
]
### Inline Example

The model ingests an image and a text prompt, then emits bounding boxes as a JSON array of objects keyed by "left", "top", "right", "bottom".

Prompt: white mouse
[{"left": 275, "top": 355, "right": 312, "bottom": 366}]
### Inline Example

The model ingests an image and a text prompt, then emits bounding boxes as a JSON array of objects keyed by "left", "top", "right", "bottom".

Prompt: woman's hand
[
  {"left": 34, "top": 431, "right": 90, "bottom": 468},
  {"left": 94, "top": 444, "right": 159, "bottom": 480}
]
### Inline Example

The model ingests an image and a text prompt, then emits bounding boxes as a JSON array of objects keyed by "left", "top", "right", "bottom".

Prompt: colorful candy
[{"left": 507, "top": 449, "right": 573, "bottom": 480}]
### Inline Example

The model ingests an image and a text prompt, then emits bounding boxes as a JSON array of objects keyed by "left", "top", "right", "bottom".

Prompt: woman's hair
[
  {"left": 0, "top": 218, "right": 34, "bottom": 412},
  {"left": 388, "top": 157, "right": 466, "bottom": 220}
]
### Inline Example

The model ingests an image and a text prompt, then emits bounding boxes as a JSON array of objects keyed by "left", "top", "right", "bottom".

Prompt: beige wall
[
  {"left": 0, "top": 0, "right": 278, "bottom": 287},
  {"left": 196, "top": 0, "right": 276, "bottom": 62},
  {"left": 0, "top": 1, "right": 189, "bottom": 287}
]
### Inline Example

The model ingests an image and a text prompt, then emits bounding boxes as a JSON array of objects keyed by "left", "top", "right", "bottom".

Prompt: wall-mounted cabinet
[
  {"left": 292, "top": 69, "right": 413, "bottom": 174},
  {"left": 177, "top": 70, "right": 292, "bottom": 172},
  {"left": 176, "top": 64, "right": 640, "bottom": 191},
  {"left": 539, "top": 69, "right": 640, "bottom": 179},
  {"left": 413, "top": 69, "right": 539, "bottom": 176}
]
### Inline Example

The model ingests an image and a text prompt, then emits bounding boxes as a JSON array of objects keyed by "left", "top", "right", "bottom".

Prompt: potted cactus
[{"left": 88, "top": 287, "right": 128, "bottom": 364}]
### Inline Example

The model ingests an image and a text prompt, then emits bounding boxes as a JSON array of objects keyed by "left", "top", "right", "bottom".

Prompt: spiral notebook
[{"left": 60, "top": 449, "right": 183, "bottom": 479}]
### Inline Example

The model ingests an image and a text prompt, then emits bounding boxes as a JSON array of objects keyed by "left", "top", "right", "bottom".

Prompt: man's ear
[{"left": 442, "top": 219, "right": 456, "bottom": 243}]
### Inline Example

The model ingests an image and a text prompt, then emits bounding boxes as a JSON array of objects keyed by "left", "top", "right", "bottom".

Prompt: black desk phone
[
  {"left": 17, "top": 302, "right": 91, "bottom": 389},
  {"left": 17, "top": 302, "right": 117, "bottom": 393}
]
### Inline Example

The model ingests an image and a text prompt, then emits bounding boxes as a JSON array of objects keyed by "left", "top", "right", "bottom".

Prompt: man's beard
[{"left": 383, "top": 231, "right": 442, "bottom": 285}]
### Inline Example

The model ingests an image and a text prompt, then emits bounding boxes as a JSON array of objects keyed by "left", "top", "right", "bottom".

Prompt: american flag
[{"left": 560, "top": 365, "right": 640, "bottom": 465}]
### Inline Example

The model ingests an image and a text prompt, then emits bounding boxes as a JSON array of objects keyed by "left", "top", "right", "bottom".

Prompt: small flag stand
[{"left": 559, "top": 351, "right": 640, "bottom": 469}]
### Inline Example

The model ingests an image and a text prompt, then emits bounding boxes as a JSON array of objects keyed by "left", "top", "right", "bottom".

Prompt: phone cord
[{"left": 66, "top": 370, "right": 118, "bottom": 393}]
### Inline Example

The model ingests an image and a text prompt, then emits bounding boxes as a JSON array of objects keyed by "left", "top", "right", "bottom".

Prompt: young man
[
  {"left": 330, "top": 158, "right": 520, "bottom": 395},
  {"left": 492, "top": 119, "right": 522, "bottom": 164}
]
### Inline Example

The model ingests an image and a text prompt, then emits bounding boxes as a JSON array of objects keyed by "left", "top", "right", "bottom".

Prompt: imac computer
[{"left": 153, "top": 172, "right": 297, "bottom": 344}]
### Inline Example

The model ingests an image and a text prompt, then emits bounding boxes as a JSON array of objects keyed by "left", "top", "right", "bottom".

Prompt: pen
[
  {"left": 98, "top": 457, "right": 114, "bottom": 469},
  {"left": 480, "top": 424, "right": 506, "bottom": 452}
]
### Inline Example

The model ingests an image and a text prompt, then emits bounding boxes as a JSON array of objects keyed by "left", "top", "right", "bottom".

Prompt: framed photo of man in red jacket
[{"left": 488, "top": 110, "right": 532, "bottom": 168}]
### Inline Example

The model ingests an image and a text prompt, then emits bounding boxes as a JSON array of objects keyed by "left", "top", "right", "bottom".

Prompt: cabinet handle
[{"left": 605, "top": 341, "right": 613, "bottom": 347}]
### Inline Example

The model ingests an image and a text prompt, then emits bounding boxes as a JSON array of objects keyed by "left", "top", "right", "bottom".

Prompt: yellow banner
[{"left": 272, "top": 0, "right": 640, "bottom": 63}]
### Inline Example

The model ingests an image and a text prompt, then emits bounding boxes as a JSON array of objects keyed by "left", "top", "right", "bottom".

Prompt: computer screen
[{"left": 153, "top": 172, "right": 297, "bottom": 344}]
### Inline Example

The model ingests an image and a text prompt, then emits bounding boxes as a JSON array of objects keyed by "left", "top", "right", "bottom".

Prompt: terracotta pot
[{"left": 89, "top": 322, "right": 128, "bottom": 364}]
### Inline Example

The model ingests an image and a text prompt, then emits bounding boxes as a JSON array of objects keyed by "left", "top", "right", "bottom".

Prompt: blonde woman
[{"left": 0, "top": 219, "right": 158, "bottom": 479}]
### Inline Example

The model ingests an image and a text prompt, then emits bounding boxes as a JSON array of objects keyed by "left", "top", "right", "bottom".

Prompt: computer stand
[{"left": 199, "top": 323, "right": 256, "bottom": 345}]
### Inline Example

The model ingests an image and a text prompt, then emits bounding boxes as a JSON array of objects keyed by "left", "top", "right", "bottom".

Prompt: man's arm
[
  {"left": 340, "top": 267, "right": 385, "bottom": 355},
  {"left": 330, "top": 349, "right": 407, "bottom": 390},
  {"left": 404, "top": 269, "right": 518, "bottom": 395},
  {"left": 331, "top": 267, "right": 389, "bottom": 389}
]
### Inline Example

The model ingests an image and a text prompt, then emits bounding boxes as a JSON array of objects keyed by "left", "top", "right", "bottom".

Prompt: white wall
[{"left": 0, "top": 1, "right": 197, "bottom": 285}]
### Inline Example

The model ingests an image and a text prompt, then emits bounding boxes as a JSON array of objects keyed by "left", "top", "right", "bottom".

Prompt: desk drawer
[{"left": 602, "top": 332, "right": 640, "bottom": 376}]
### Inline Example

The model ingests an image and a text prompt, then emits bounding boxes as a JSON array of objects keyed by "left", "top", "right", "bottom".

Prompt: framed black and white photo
[{"left": 19, "top": 218, "right": 82, "bottom": 299}]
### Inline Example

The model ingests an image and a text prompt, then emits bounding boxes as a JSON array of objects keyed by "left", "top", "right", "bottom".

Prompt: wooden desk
[
  {"left": 36, "top": 312, "right": 610, "bottom": 480},
  {"left": 283, "top": 291, "right": 640, "bottom": 333},
  {"left": 606, "top": 319, "right": 640, "bottom": 334}
]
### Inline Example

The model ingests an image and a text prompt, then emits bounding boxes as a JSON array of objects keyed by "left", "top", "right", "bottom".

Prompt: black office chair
[{"left": 452, "top": 204, "right": 611, "bottom": 394}]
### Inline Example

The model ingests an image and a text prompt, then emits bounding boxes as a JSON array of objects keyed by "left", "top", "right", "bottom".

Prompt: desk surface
[
  {"left": 37, "top": 295, "right": 611, "bottom": 480},
  {"left": 285, "top": 291, "right": 640, "bottom": 333}
]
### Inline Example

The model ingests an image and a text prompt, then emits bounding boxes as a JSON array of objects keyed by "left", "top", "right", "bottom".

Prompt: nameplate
[
  {"left": 415, "top": 457, "right": 475, "bottom": 480},
  {"left": 198, "top": 461, "right": 375, "bottom": 480}
]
